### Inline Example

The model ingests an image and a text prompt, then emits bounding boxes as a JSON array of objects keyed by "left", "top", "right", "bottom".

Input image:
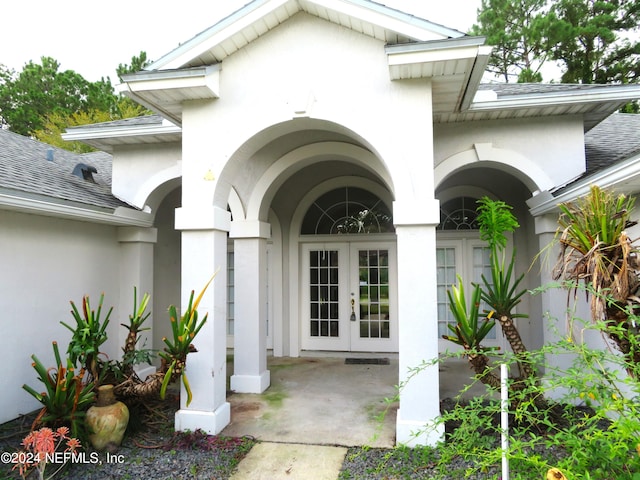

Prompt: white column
[
  {"left": 173, "top": 205, "right": 231, "bottom": 434},
  {"left": 394, "top": 200, "right": 444, "bottom": 447},
  {"left": 535, "top": 213, "right": 573, "bottom": 399},
  {"left": 229, "top": 220, "right": 271, "bottom": 393},
  {"left": 117, "top": 226, "right": 158, "bottom": 378}
]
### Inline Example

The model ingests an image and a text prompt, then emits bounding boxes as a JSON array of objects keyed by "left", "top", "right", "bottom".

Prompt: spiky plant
[
  {"left": 554, "top": 185, "right": 640, "bottom": 371},
  {"left": 443, "top": 275, "right": 501, "bottom": 388},
  {"left": 476, "top": 197, "right": 533, "bottom": 378},
  {"left": 62, "top": 294, "right": 111, "bottom": 384}
]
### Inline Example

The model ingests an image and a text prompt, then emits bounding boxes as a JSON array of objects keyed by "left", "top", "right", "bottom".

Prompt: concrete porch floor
[{"left": 221, "top": 353, "right": 487, "bottom": 448}]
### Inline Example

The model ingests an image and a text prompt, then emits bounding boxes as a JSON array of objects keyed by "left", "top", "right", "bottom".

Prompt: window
[
  {"left": 437, "top": 196, "right": 497, "bottom": 345},
  {"left": 301, "top": 187, "right": 393, "bottom": 235},
  {"left": 438, "top": 197, "right": 480, "bottom": 230}
]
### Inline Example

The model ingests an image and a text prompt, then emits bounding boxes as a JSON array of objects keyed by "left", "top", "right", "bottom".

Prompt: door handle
[{"left": 350, "top": 298, "right": 356, "bottom": 321}]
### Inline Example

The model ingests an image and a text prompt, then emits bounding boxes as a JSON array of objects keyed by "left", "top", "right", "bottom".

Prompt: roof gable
[{"left": 148, "top": 0, "right": 465, "bottom": 72}]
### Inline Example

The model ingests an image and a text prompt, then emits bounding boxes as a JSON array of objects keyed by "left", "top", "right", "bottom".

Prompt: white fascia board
[
  {"left": 119, "top": 66, "right": 220, "bottom": 97},
  {"left": 150, "top": 0, "right": 465, "bottom": 71},
  {"left": 459, "top": 45, "right": 493, "bottom": 111},
  {"left": 62, "top": 121, "right": 181, "bottom": 143},
  {"left": 0, "top": 191, "right": 153, "bottom": 227},
  {"left": 529, "top": 151, "right": 640, "bottom": 216},
  {"left": 386, "top": 37, "right": 487, "bottom": 65},
  {"left": 387, "top": 44, "right": 483, "bottom": 67},
  {"left": 470, "top": 85, "right": 640, "bottom": 112},
  {"left": 152, "top": 0, "right": 291, "bottom": 71},
  {"left": 309, "top": 0, "right": 464, "bottom": 41}
]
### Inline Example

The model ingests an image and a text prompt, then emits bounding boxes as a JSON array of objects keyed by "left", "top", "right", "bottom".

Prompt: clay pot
[{"left": 86, "top": 385, "right": 129, "bottom": 452}]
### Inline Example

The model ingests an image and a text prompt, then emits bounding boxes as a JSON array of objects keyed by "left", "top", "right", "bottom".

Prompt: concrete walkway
[
  {"left": 223, "top": 354, "right": 484, "bottom": 479},
  {"left": 230, "top": 442, "right": 348, "bottom": 480}
]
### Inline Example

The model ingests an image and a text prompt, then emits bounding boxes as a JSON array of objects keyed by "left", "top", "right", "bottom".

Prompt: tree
[
  {"left": 116, "top": 51, "right": 150, "bottom": 82},
  {"left": 471, "top": 0, "right": 553, "bottom": 82},
  {"left": 0, "top": 57, "right": 118, "bottom": 136},
  {"left": 548, "top": 0, "right": 640, "bottom": 85},
  {"left": 444, "top": 198, "right": 535, "bottom": 390},
  {"left": 1, "top": 53, "right": 151, "bottom": 151},
  {"left": 553, "top": 185, "right": 640, "bottom": 373},
  {"left": 473, "top": 0, "right": 640, "bottom": 87}
]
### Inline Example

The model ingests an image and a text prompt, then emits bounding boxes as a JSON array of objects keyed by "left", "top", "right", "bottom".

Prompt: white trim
[
  {"left": 150, "top": 0, "right": 465, "bottom": 71},
  {"left": 62, "top": 119, "right": 181, "bottom": 143},
  {"left": 435, "top": 143, "right": 554, "bottom": 193},
  {"left": 289, "top": 176, "right": 395, "bottom": 356},
  {"left": 0, "top": 192, "right": 152, "bottom": 227},
  {"left": 529, "top": 150, "right": 640, "bottom": 216},
  {"left": 469, "top": 85, "right": 640, "bottom": 113},
  {"left": 247, "top": 141, "right": 393, "bottom": 220},
  {"left": 130, "top": 163, "right": 182, "bottom": 210}
]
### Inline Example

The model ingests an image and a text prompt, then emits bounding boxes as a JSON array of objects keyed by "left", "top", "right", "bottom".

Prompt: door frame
[
  {"left": 436, "top": 231, "right": 511, "bottom": 353},
  {"left": 299, "top": 239, "right": 397, "bottom": 352}
]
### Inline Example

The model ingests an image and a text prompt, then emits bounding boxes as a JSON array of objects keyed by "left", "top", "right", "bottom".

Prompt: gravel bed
[
  {"left": 1, "top": 395, "right": 570, "bottom": 480},
  {"left": 0, "top": 393, "right": 256, "bottom": 480}
]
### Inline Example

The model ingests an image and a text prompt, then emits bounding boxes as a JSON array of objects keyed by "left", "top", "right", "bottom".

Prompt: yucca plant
[
  {"left": 22, "top": 341, "right": 95, "bottom": 438},
  {"left": 62, "top": 294, "right": 111, "bottom": 383},
  {"left": 158, "top": 275, "right": 215, "bottom": 406},
  {"left": 476, "top": 196, "right": 533, "bottom": 378},
  {"left": 120, "top": 287, "right": 152, "bottom": 377},
  {"left": 554, "top": 185, "right": 640, "bottom": 372},
  {"left": 443, "top": 275, "right": 501, "bottom": 388},
  {"left": 444, "top": 275, "right": 496, "bottom": 351}
]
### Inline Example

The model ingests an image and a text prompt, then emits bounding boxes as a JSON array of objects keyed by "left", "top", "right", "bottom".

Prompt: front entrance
[{"left": 301, "top": 242, "right": 397, "bottom": 352}]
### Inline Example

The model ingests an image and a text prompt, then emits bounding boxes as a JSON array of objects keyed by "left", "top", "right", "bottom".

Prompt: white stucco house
[{"left": 3, "top": 0, "right": 640, "bottom": 446}]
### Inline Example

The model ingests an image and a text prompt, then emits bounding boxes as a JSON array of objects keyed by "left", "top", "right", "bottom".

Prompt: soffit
[
  {"left": 149, "top": 0, "right": 464, "bottom": 72},
  {"left": 62, "top": 116, "right": 181, "bottom": 152},
  {"left": 436, "top": 85, "right": 640, "bottom": 130}
]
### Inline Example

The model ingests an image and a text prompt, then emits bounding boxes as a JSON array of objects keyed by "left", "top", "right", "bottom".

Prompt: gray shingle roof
[
  {"left": 477, "top": 82, "right": 621, "bottom": 97},
  {"left": 584, "top": 112, "right": 640, "bottom": 174},
  {"left": 65, "top": 114, "right": 164, "bottom": 131},
  {"left": 0, "top": 128, "right": 134, "bottom": 211}
]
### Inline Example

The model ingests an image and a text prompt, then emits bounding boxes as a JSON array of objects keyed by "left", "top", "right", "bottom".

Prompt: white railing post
[{"left": 501, "top": 363, "right": 510, "bottom": 480}]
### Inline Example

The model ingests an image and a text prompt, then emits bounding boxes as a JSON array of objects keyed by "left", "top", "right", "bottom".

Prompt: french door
[
  {"left": 436, "top": 235, "right": 505, "bottom": 352},
  {"left": 301, "top": 242, "right": 397, "bottom": 352}
]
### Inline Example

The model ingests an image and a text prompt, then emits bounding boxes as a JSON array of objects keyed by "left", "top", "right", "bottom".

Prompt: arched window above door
[
  {"left": 438, "top": 196, "right": 480, "bottom": 230},
  {"left": 301, "top": 187, "right": 394, "bottom": 235}
]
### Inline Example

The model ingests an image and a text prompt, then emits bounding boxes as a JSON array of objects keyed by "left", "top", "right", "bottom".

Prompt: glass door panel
[
  {"left": 350, "top": 243, "right": 397, "bottom": 352},
  {"left": 301, "top": 244, "right": 349, "bottom": 351},
  {"left": 309, "top": 249, "right": 340, "bottom": 338},
  {"left": 301, "top": 242, "right": 396, "bottom": 352},
  {"left": 358, "top": 249, "right": 390, "bottom": 339},
  {"left": 436, "top": 236, "right": 504, "bottom": 352}
]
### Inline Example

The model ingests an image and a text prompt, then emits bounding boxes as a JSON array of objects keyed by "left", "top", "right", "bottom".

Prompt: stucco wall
[
  {"left": 434, "top": 116, "right": 586, "bottom": 192},
  {"left": 0, "top": 210, "right": 122, "bottom": 423},
  {"left": 111, "top": 142, "right": 182, "bottom": 210},
  {"left": 180, "top": 12, "right": 435, "bottom": 216}
]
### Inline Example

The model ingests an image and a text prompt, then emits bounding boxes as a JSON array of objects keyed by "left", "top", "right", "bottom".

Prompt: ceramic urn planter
[{"left": 86, "top": 384, "right": 129, "bottom": 452}]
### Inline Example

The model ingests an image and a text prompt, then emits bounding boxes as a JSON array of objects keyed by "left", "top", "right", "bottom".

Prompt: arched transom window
[
  {"left": 301, "top": 187, "right": 394, "bottom": 235},
  {"left": 438, "top": 196, "right": 480, "bottom": 230}
]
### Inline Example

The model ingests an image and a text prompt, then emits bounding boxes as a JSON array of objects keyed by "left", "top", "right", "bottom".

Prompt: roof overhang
[
  {"left": 385, "top": 37, "right": 492, "bottom": 113},
  {"left": 440, "top": 84, "right": 640, "bottom": 129},
  {"left": 528, "top": 150, "right": 640, "bottom": 217},
  {"left": 0, "top": 189, "right": 153, "bottom": 227},
  {"left": 117, "top": 66, "right": 220, "bottom": 125},
  {"left": 62, "top": 117, "right": 181, "bottom": 152},
  {"left": 149, "top": 0, "right": 466, "bottom": 72}
]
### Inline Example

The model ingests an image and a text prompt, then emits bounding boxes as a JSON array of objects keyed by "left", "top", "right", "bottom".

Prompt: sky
[{"left": 2, "top": 0, "right": 482, "bottom": 83}]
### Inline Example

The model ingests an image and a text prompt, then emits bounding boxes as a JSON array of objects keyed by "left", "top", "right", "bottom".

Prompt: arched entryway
[{"left": 293, "top": 183, "right": 398, "bottom": 353}]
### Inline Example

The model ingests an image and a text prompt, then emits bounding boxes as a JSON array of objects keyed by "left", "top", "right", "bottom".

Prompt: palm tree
[
  {"left": 553, "top": 185, "right": 640, "bottom": 373},
  {"left": 444, "top": 197, "right": 536, "bottom": 388}
]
